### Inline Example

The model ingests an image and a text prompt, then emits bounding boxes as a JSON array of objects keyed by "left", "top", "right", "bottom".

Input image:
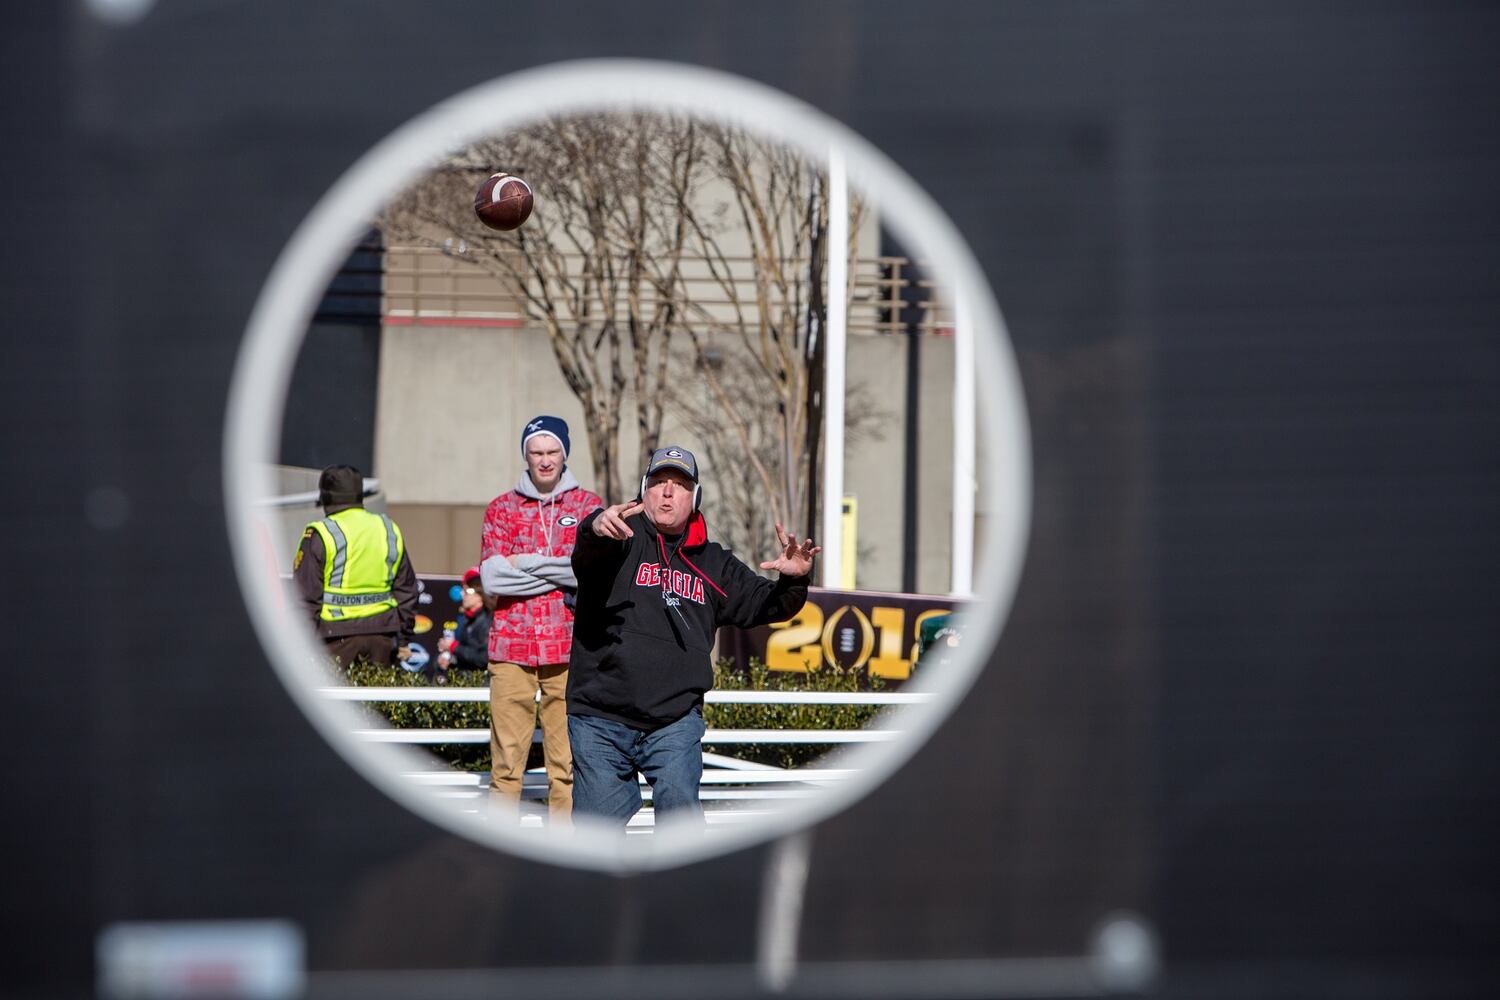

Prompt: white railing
[
  {"left": 354, "top": 727, "right": 899, "bottom": 745},
  {"left": 322, "top": 686, "right": 926, "bottom": 746},
  {"left": 321, "top": 686, "right": 932, "bottom": 830},
  {"left": 319, "top": 687, "right": 927, "bottom": 704}
]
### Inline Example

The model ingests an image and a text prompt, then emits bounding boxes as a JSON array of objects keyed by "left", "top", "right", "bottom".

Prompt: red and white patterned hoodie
[{"left": 479, "top": 468, "right": 602, "bottom": 666}]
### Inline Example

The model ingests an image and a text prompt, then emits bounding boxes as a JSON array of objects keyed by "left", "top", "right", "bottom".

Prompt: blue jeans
[{"left": 568, "top": 709, "right": 705, "bottom": 825}]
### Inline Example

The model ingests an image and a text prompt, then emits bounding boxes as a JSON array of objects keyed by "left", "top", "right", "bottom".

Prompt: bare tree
[
  {"left": 380, "top": 111, "right": 870, "bottom": 542},
  {"left": 670, "top": 349, "right": 889, "bottom": 560},
  {"left": 380, "top": 112, "right": 699, "bottom": 501},
  {"left": 667, "top": 122, "right": 869, "bottom": 539}
]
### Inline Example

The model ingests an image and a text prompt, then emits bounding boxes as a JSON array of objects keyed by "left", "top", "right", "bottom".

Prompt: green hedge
[
  {"left": 337, "top": 657, "right": 884, "bottom": 772},
  {"left": 703, "top": 659, "right": 887, "bottom": 769},
  {"left": 342, "top": 660, "right": 492, "bottom": 771}
]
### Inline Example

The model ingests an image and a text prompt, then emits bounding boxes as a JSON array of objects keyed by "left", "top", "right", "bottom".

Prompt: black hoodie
[{"left": 566, "top": 508, "right": 810, "bottom": 731}]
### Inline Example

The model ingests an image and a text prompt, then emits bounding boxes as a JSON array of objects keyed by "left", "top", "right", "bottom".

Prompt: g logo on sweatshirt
[{"left": 558, "top": 515, "right": 578, "bottom": 527}]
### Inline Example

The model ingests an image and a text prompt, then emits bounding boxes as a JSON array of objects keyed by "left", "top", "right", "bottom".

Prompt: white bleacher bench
[{"left": 320, "top": 686, "right": 932, "bottom": 831}]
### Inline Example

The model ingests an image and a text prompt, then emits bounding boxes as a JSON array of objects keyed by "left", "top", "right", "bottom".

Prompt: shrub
[
  {"left": 341, "top": 659, "right": 492, "bottom": 772},
  {"left": 703, "top": 657, "right": 887, "bottom": 770}
]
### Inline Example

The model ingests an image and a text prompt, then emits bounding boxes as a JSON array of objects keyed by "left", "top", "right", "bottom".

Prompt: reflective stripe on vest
[
  {"left": 307, "top": 509, "right": 404, "bottom": 622},
  {"left": 321, "top": 590, "right": 395, "bottom": 607}
]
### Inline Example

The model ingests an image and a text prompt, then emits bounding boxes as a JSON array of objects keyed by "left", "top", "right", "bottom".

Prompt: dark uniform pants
[{"left": 325, "top": 633, "right": 396, "bottom": 669}]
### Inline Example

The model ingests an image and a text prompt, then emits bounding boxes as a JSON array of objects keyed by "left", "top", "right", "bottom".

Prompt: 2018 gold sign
[{"left": 765, "top": 601, "right": 953, "bottom": 679}]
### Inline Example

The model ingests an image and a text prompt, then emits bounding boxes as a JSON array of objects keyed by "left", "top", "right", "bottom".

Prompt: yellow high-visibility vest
[{"left": 306, "top": 508, "right": 405, "bottom": 622}]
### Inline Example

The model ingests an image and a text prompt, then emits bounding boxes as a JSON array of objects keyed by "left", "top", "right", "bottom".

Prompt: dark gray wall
[
  {"left": 280, "top": 232, "right": 383, "bottom": 474},
  {"left": 3, "top": 2, "right": 1496, "bottom": 997}
]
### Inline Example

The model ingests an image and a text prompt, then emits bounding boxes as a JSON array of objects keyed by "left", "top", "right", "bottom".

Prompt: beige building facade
[
  {"left": 366, "top": 209, "right": 982, "bottom": 594},
  {"left": 374, "top": 317, "right": 968, "bottom": 595}
]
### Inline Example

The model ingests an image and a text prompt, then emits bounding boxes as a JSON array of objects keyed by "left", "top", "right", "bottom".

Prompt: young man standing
[
  {"left": 566, "top": 446, "right": 820, "bottom": 827},
  {"left": 479, "top": 416, "right": 602, "bottom": 823}
]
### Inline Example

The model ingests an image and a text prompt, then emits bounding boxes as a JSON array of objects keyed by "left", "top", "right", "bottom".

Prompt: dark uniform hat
[{"left": 318, "top": 465, "right": 365, "bottom": 507}]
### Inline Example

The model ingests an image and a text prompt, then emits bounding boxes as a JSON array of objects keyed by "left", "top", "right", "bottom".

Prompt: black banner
[{"left": 403, "top": 576, "right": 469, "bottom": 673}]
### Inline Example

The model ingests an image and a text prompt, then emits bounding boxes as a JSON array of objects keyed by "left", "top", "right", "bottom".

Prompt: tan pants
[{"left": 487, "top": 661, "right": 572, "bottom": 819}]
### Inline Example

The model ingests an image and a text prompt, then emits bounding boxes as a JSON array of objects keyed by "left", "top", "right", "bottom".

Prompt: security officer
[{"left": 293, "top": 464, "right": 419, "bottom": 669}]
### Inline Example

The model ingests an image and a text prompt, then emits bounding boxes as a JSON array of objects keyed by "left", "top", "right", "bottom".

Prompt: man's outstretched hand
[
  {"left": 592, "top": 500, "right": 645, "bottom": 539},
  {"left": 760, "top": 522, "right": 821, "bottom": 577}
]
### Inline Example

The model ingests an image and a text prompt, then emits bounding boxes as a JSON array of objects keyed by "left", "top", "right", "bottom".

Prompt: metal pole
[
  {"left": 951, "top": 293, "right": 975, "bottom": 596},
  {"left": 900, "top": 259, "right": 921, "bottom": 593},
  {"left": 821, "top": 147, "right": 848, "bottom": 588}
]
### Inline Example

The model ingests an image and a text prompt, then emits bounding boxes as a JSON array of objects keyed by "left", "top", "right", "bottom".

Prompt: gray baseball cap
[{"left": 644, "top": 446, "right": 698, "bottom": 483}]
